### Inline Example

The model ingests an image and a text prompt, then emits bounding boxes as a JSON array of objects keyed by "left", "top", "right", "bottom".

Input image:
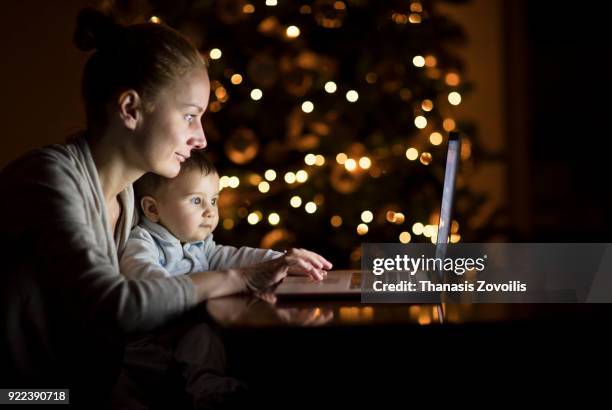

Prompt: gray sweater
[
  {"left": 0, "top": 135, "right": 197, "bottom": 386},
  {"left": 120, "top": 217, "right": 283, "bottom": 279}
]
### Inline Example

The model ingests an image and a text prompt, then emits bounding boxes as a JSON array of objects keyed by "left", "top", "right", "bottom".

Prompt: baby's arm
[
  {"left": 204, "top": 237, "right": 332, "bottom": 281},
  {"left": 120, "top": 227, "right": 171, "bottom": 280},
  {"left": 205, "top": 238, "right": 282, "bottom": 271}
]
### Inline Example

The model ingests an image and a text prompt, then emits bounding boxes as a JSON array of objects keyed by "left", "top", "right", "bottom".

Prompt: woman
[{"left": 0, "top": 8, "right": 330, "bottom": 405}]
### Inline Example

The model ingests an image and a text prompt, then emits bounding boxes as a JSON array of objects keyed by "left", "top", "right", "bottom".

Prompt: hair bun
[{"left": 74, "top": 8, "right": 121, "bottom": 52}]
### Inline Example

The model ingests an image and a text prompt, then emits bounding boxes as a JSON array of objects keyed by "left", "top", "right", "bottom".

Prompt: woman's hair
[
  {"left": 134, "top": 149, "right": 218, "bottom": 205},
  {"left": 74, "top": 8, "right": 207, "bottom": 128}
]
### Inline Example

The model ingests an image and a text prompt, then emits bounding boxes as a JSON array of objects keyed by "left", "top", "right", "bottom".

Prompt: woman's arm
[
  {"left": 1, "top": 150, "right": 195, "bottom": 333},
  {"left": 189, "top": 256, "right": 288, "bottom": 300}
]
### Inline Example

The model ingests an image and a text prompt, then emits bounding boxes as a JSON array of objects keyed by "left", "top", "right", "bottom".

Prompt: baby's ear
[{"left": 141, "top": 196, "right": 160, "bottom": 223}]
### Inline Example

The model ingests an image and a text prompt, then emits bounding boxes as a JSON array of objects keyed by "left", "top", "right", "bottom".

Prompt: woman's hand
[
  {"left": 239, "top": 248, "right": 333, "bottom": 292},
  {"left": 238, "top": 257, "right": 289, "bottom": 293}
]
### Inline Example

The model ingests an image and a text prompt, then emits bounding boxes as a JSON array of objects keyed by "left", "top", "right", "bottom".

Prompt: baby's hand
[{"left": 283, "top": 248, "right": 333, "bottom": 281}]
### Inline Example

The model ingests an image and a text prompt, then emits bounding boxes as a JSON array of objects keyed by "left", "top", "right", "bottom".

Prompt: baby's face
[{"left": 155, "top": 168, "right": 220, "bottom": 243}]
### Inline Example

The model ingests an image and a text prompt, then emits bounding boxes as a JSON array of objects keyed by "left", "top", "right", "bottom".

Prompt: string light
[
  {"left": 412, "top": 222, "right": 424, "bottom": 235},
  {"left": 305, "top": 202, "right": 317, "bottom": 214},
  {"left": 336, "top": 153, "right": 348, "bottom": 164},
  {"left": 344, "top": 158, "right": 357, "bottom": 171},
  {"left": 445, "top": 72, "right": 460, "bottom": 86},
  {"left": 361, "top": 211, "right": 374, "bottom": 223},
  {"left": 290, "top": 196, "right": 302, "bottom": 208},
  {"left": 420, "top": 152, "right": 432, "bottom": 165},
  {"left": 331, "top": 215, "right": 342, "bottom": 227},
  {"left": 286, "top": 26, "right": 301, "bottom": 38},
  {"left": 304, "top": 154, "right": 316, "bottom": 165},
  {"left": 247, "top": 212, "right": 260, "bottom": 225},
  {"left": 149, "top": 16, "right": 161, "bottom": 24},
  {"left": 209, "top": 102, "right": 222, "bottom": 112},
  {"left": 268, "top": 213, "right": 280, "bottom": 225},
  {"left": 301, "top": 101, "right": 314, "bottom": 113},
  {"left": 228, "top": 176, "right": 240, "bottom": 188},
  {"left": 265, "top": 0, "right": 277, "bottom": 6},
  {"left": 284, "top": 172, "right": 296, "bottom": 184},
  {"left": 243, "top": 4, "right": 255, "bottom": 14},
  {"left": 461, "top": 138, "right": 472, "bottom": 160},
  {"left": 264, "top": 169, "right": 277, "bottom": 181},
  {"left": 393, "top": 212, "right": 405, "bottom": 224},
  {"left": 399, "top": 232, "right": 412, "bottom": 243},
  {"left": 219, "top": 176, "right": 230, "bottom": 188},
  {"left": 443, "top": 118, "right": 456, "bottom": 131},
  {"left": 230, "top": 74, "right": 243, "bottom": 85},
  {"left": 222, "top": 218, "right": 234, "bottom": 230},
  {"left": 448, "top": 92, "right": 462, "bottom": 105},
  {"left": 366, "top": 72, "right": 378, "bottom": 83},
  {"left": 258, "top": 181, "right": 270, "bottom": 193},
  {"left": 357, "top": 224, "right": 369, "bottom": 235},
  {"left": 424, "top": 55, "right": 437, "bottom": 67},
  {"left": 423, "top": 225, "right": 436, "bottom": 237},
  {"left": 429, "top": 132, "right": 443, "bottom": 146},
  {"left": 359, "top": 156, "right": 371, "bottom": 169},
  {"left": 421, "top": 99, "right": 434, "bottom": 111},
  {"left": 392, "top": 13, "right": 408, "bottom": 24},
  {"left": 451, "top": 234, "right": 461, "bottom": 243},
  {"left": 410, "top": 3, "right": 423, "bottom": 12},
  {"left": 451, "top": 220, "right": 460, "bottom": 233},
  {"left": 412, "top": 55, "right": 425, "bottom": 67},
  {"left": 414, "top": 115, "right": 427, "bottom": 129},
  {"left": 324, "top": 81, "right": 337, "bottom": 93},
  {"left": 248, "top": 174, "right": 262, "bottom": 185},
  {"left": 346, "top": 90, "right": 359, "bottom": 102},
  {"left": 215, "top": 87, "right": 227, "bottom": 100},
  {"left": 408, "top": 13, "right": 421, "bottom": 24},
  {"left": 209, "top": 48, "right": 222, "bottom": 60},
  {"left": 315, "top": 155, "right": 325, "bottom": 166},
  {"left": 295, "top": 170, "right": 308, "bottom": 183},
  {"left": 406, "top": 148, "right": 419, "bottom": 161},
  {"left": 250, "top": 89, "right": 263, "bottom": 101}
]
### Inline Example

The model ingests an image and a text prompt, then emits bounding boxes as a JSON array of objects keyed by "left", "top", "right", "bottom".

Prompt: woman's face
[{"left": 138, "top": 69, "right": 210, "bottom": 178}]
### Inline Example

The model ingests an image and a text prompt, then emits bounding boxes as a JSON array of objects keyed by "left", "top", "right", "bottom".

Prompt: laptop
[{"left": 274, "top": 131, "right": 461, "bottom": 297}]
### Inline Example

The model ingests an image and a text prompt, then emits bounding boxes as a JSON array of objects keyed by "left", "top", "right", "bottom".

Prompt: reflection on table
[{"left": 206, "top": 293, "right": 589, "bottom": 329}]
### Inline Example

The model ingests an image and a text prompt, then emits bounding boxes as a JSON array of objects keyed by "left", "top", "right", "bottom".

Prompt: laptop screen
[{"left": 435, "top": 131, "right": 460, "bottom": 261}]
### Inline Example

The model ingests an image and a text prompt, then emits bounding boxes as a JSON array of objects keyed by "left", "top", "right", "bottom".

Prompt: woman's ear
[
  {"left": 141, "top": 196, "right": 161, "bottom": 223},
  {"left": 117, "top": 90, "right": 142, "bottom": 130}
]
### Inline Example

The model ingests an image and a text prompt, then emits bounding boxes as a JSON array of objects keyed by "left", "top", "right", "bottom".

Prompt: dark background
[{"left": 521, "top": 1, "right": 611, "bottom": 241}]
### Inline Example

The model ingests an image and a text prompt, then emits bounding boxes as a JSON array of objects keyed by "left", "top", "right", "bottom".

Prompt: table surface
[{"left": 206, "top": 292, "right": 599, "bottom": 329}]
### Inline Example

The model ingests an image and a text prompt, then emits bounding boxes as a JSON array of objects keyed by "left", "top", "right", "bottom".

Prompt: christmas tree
[{"left": 116, "top": 0, "right": 481, "bottom": 267}]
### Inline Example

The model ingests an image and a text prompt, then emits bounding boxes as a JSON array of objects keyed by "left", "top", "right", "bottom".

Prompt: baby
[{"left": 120, "top": 149, "right": 330, "bottom": 281}]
